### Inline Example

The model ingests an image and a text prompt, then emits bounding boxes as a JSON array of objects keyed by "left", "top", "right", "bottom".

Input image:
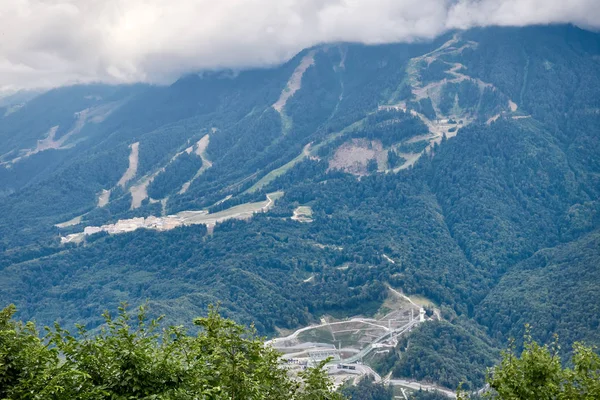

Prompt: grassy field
[
  {"left": 245, "top": 148, "right": 308, "bottom": 193},
  {"left": 180, "top": 191, "right": 283, "bottom": 224},
  {"left": 375, "top": 291, "right": 414, "bottom": 319},
  {"left": 295, "top": 206, "right": 313, "bottom": 216},
  {"left": 292, "top": 205, "right": 313, "bottom": 222},
  {"left": 409, "top": 294, "right": 436, "bottom": 308},
  {"left": 246, "top": 117, "right": 367, "bottom": 194},
  {"left": 297, "top": 327, "right": 335, "bottom": 344}
]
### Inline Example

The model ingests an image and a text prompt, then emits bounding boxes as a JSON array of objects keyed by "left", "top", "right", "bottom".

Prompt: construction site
[{"left": 267, "top": 286, "right": 456, "bottom": 398}]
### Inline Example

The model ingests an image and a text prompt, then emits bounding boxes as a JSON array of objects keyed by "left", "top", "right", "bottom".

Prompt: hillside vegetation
[
  {"left": 0, "top": 304, "right": 344, "bottom": 400},
  {"left": 1, "top": 25, "right": 599, "bottom": 388}
]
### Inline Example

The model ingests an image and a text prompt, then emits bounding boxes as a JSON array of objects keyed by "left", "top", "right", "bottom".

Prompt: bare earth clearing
[
  {"left": 369, "top": 33, "right": 525, "bottom": 173},
  {"left": 291, "top": 205, "right": 313, "bottom": 223},
  {"left": 129, "top": 178, "right": 152, "bottom": 209},
  {"left": 243, "top": 119, "right": 362, "bottom": 193},
  {"left": 130, "top": 136, "right": 209, "bottom": 209},
  {"left": 55, "top": 215, "right": 82, "bottom": 228},
  {"left": 273, "top": 52, "right": 316, "bottom": 113},
  {"left": 87, "top": 133, "right": 212, "bottom": 214},
  {"left": 179, "top": 134, "right": 213, "bottom": 194},
  {"left": 9, "top": 102, "right": 122, "bottom": 164},
  {"left": 60, "top": 192, "right": 283, "bottom": 244},
  {"left": 328, "top": 139, "right": 387, "bottom": 175},
  {"left": 117, "top": 142, "right": 139, "bottom": 188},
  {"left": 267, "top": 287, "right": 452, "bottom": 394},
  {"left": 97, "top": 189, "right": 111, "bottom": 207}
]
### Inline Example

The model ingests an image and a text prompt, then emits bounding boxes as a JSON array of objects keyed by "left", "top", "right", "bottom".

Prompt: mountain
[{"left": 1, "top": 24, "right": 599, "bottom": 389}]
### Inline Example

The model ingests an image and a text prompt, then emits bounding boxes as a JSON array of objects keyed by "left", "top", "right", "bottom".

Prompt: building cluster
[{"left": 61, "top": 215, "right": 186, "bottom": 244}]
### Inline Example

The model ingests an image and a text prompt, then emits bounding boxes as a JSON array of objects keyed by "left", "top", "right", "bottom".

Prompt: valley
[{"left": 1, "top": 24, "right": 599, "bottom": 397}]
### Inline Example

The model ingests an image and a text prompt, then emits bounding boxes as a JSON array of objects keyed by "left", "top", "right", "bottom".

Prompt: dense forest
[{"left": 374, "top": 320, "right": 498, "bottom": 390}]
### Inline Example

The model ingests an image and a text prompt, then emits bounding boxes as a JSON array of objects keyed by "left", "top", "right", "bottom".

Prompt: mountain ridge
[{"left": 1, "top": 23, "right": 599, "bottom": 389}]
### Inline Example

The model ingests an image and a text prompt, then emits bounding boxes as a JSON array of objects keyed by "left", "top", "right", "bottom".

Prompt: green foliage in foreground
[
  {"left": 457, "top": 328, "right": 600, "bottom": 399},
  {"left": 0, "top": 304, "right": 344, "bottom": 400}
]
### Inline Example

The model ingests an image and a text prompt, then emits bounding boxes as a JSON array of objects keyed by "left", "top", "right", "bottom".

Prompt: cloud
[{"left": 0, "top": 0, "right": 598, "bottom": 91}]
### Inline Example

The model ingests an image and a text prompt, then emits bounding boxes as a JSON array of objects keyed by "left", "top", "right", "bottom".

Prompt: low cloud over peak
[{"left": 1, "top": 0, "right": 598, "bottom": 91}]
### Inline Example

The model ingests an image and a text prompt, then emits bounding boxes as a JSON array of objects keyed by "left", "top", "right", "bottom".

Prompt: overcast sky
[{"left": 1, "top": 0, "right": 599, "bottom": 92}]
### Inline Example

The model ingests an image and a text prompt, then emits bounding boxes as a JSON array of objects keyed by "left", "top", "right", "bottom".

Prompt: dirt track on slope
[
  {"left": 117, "top": 142, "right": 139, "bottom": 188},
  {"left": 273, "top": 51, "right": 316, "bottom": 113},
  {"left": 179, "top": 134, "right": 212, "bottom": 194}
]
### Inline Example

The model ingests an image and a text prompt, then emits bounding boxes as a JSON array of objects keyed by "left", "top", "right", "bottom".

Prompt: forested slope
[
  {"left": 477, "top": 229, "right": 600, "bottom": 347},
  {"left": 0, "top": 24, "right": 599, "bottom": 389}
]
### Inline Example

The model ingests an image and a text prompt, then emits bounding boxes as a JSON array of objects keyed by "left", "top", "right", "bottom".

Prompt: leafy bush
[{"left": 0, "top": 304, "right": 344, "bottom": 400}]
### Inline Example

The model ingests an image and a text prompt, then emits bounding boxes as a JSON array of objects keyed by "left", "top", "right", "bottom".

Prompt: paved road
[
  {"left": 267, "top": 317, "right": 391, "bottom": 346},
  {"left": 342, "top": 319, "right": 419, "bottom": 363},
  {"left": 387, "top": 379, "right": 457, "bottom": 398},
  {"left": 336, "top": 363, "right": 460, "bottom": 398}
]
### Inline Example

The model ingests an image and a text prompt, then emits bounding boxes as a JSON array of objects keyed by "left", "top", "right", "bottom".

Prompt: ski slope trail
[
  {"left": 273, "top": 51, "right": 316, "bottom": 113},
  {"left": 179, "top": 134, "right": 212, "bottom": 194},
  {"left": 117, "top": 142, "right": 139, "bottom": 188}
]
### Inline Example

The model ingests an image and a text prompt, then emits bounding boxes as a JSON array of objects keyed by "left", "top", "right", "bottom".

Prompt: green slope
[
  {"left": 477, "top": 229, "right": 600, "bottom": 348},
  {"left": 0, "top": 25, "right": 599, "bottom": 389}
]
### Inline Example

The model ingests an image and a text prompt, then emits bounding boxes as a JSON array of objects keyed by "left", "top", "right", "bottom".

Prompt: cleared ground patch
[
  {"left": 97, "top": 189, "right": 110, "bottom": 207},
  {"left": 246, "top": 120, "right": 368, "bottom": 193},
  {"left": 273, "top": 52, "right": 316, "bottom": 113},
  {"left": 291, "top": 205, "right": 313, "bottom": 223},
  {"left": 409, "top": 294, "right": 436, "bottom": 308},
  {"left": 329, "top": 139, "right": 387, "bottom": 175},
  {"left": 130, "top": 139, "right": 208, "bottom": 209},
  {"left": 246, "top": 143, "right": 312, "bottom": 193},
  {"left": 10, "top": 102, "right": 123, "bottom": 164},
  {"left": 60, "top": 192, "right": 283, "bottom": 243},
  {"left": 297, "top": 327, "right": 336, "bottom": 344},
  {"left": 130, "top": 178, "right": 152, "bottom": 209},
  {"left": 117, "top": 142, "right": 139, "bottom": 188},
  {"left": 179, "top": 134, "right": 212, "bottom": 194},
  {"left": 270, "top": 286, "right": 423, "bottom": 355},
  {"left": 55, "top": 215, "right": 82, "bottom": 228}
]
